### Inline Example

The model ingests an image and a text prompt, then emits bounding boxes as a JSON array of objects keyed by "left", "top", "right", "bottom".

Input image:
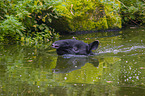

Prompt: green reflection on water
[{"left": 0, "top": 27, "right": 145, "bottom": 96}]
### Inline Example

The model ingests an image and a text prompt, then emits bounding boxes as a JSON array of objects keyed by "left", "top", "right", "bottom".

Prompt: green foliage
[
  {"left": 0, "top": 0, "right": 144, "bottom": 43},
  {"left": 119, "top": 0, "right": 145, "bottom": 25},
  {"left": 0, "top": 0, "right": 60, "bottom": 43},
  {"left": 101, "top": 0, "right": 122, "bottom": 29},
  {"left": 0, "top": 15, "right": 25, "bottom": 42}
]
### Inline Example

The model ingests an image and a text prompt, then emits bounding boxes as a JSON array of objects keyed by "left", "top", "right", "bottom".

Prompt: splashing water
[{"left": 98, "top": 45, "right": 145, "bottom": 55}]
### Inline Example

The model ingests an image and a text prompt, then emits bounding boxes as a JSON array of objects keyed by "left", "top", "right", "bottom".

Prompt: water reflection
[
  {"left": 53, "top": 55, "right": 99, "bottom": 73},
  {"left": 0, "top": 28, "right": 145, "bottom": 95}
]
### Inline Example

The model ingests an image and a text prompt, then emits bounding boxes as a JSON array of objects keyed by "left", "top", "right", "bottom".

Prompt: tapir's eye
[
  {"left": 63, "top": 41, "right": 69, "bottom": 45},
  {"left": 60, "top": 41, "right": 69, "bottom": 48},
  {"left": 65, "top": 42, "right": 69, "bottom": 45}
]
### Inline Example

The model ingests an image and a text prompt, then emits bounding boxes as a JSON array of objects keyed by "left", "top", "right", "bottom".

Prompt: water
[{"left": 0, "top": 27, "right": 145, "bottom": 96}]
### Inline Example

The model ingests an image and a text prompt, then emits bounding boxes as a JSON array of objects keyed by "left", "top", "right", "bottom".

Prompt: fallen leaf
[
  {"left": 28, "top": 60, "right": 33, "bottom": 62},
  {"left": 106, "top": 81, "right": 113, "bottom": 83},
  {"left": 140, "top": 67, "right": 145, "bottom": 69}
]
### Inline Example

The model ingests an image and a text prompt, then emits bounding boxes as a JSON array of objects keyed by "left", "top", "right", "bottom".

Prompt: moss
[
  {"left": 54, "top": 0, "right": 122, "bottom": 33},
  {"left": 106, "top": 15, "right": 122, "bottom": 29},
  {"left": 103, "top": 0, "right": 122, "bottom": 29},
  {"left": 95, "top": 16, "right": 109, "bottom": 30}
]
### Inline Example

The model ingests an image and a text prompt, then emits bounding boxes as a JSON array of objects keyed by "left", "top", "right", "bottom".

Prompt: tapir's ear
[{"left": 88, "top": 40, "right": 99, "bottom": 51}]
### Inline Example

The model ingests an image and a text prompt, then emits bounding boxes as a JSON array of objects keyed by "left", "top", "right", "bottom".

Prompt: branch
[{"left": 117, "top": 0, "right": 128, "bottom": 9}]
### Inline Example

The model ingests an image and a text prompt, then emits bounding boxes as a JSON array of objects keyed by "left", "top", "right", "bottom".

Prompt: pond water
[{"left": 0, "top": 27, "right": 145, "bottom": 96}]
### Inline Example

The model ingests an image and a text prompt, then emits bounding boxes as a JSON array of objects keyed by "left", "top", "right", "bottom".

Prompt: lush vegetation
[
  {"left": 0, "top": 0, "right": 61, "bottom": 43},
  {"left": 120, "top": 0, "right": 145, "bottom": 26},
  {"left": 0, "top": 0, "right": 144, "bottom": 44},
  {"left": 52, "top": 0, "right": 122, "bottom": 32}
]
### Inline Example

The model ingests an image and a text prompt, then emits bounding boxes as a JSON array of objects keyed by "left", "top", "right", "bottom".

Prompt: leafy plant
[
  {"left": 0, "top": 15, "right": 25, "bottom": 42},
  {"left": 119, "top": 0, "right": 145, "bottom": 25},
  {"left": 0, "top": 0, "right": 61, "bottom": 44}
]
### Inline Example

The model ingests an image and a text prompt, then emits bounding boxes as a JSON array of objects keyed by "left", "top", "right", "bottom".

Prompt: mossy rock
[{"left": 53, "top": 0, "right": 122, "bottom": 33}]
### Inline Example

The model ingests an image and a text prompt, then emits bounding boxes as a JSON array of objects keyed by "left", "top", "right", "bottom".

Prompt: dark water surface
[{"left": 0, "top": 27, "right": 145, "bottom": 96}]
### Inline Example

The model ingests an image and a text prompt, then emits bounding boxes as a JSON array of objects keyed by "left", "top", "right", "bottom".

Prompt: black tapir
[{"left": 51, "top": 39, "right": 99, "bottom": 55}]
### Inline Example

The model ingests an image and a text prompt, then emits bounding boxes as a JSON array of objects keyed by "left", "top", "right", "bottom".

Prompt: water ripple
[{"left": 98, "top": 45, "right": 145, "bottom": 54}]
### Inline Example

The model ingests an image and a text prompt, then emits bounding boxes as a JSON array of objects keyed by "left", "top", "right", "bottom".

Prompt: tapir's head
[{"left": 51, "top": 39, "right": 99, "bottom": 55}]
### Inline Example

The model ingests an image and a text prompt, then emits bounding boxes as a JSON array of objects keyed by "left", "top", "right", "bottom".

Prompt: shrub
[
  {"left": 119, "top": 0, "right": 145, "bottom": 25},
  {"left": 0, "top": 15, "right": 25, "bottom": 42},
  {"left": 0, "top": 0, "right": 61, "bottom": 43}
]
